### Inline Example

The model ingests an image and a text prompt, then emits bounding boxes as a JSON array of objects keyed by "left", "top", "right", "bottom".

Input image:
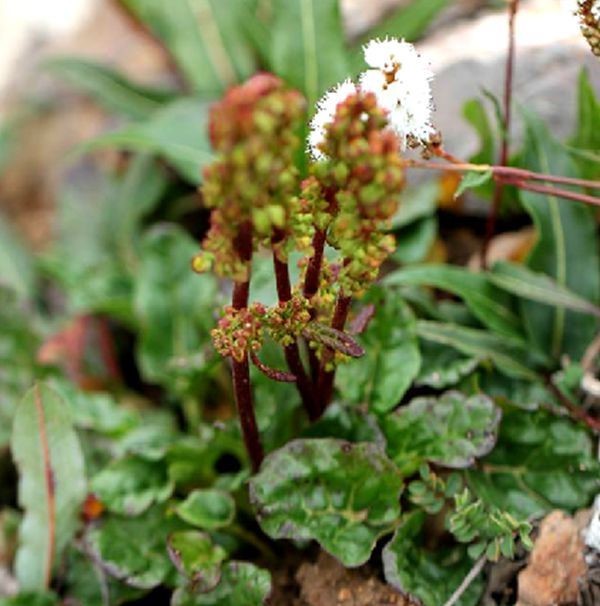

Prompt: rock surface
[{"left": 517, "top": 510, "right": 588, "bottom": 606}]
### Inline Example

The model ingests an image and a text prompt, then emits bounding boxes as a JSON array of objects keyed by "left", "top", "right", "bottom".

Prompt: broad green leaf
[
  {"left": 167, "top": 531, "right": 226, "bottom": 591},
  {"left": 416, "top": 320, "right": 539, "bottom": 380},
  {"left": 85, "top": 506, "right": 182, "bottom": 590},
  {"left": 302, "top": 402, "right": 385, "bottom": 446},
  {"left": 106, "top": 154, "right": 168, "bottom": 273},
  {"left": 392, "top": 217, "right": 437, "bottom": 265},
  {"left": 172, "top": 562, "right": 272, "bottom": 606},
  {"left": 0, "top": 216, "right": 36, "bottom": 303},
  {"left": 519, "top": 109, "right": 600, "bottom": 360},
  {"left": 249, "top": 438, "right": 403, "bottom": 567},
  {"left": 383, "top": 391, "right": 501, "bottom": 476},
  {"left": 46, "top": 57, "right": 175, "bottom": 120},
  {"left": 490, "top": 261, "right": 600, "bottom": 319},
  {"left": 383, "top": 512, "right": 484, "bottom": 606},
  {"left": 91, "top": 456, "right": 174, "bottom": 516},
  {"left": 455, "top": 170, "right": 493, "bottom": 198},
  {"left": 117, "top": 0, "right": 255, "bottom": 93},
  {"left": 85, "top": 98, "right": 212, "bottom": 184},
  {"left": 11, "top": 383, "right": 86, "bottom": 591},
  {"left": 175, "top": 489, "right": 236, "bottom": 530},
  {"left": 0, "top": 594, "right": 58, "bottom": 606},
  {"left": 416, "top": 339, "right": 479, "bottom": 389},
  {"left": 269, "top": 0, "right": 349, "bottom": 106},
  {"left": 384, "top": 264, "right": 523, "bottom": 340},
  {"left": 134, "top": 224, "right": 217, "bottom": 395},
  {"left": 467, "top": 408, "right": 600, "bottom": 518},
  {"left": 335, "top": 292, "right": 421, "bottom": 414},
  {"left": 571, "top": 69, "right": 600, "bottom": 180}
]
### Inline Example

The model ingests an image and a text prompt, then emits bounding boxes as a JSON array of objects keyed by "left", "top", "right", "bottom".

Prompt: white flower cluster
[{"left": 308, "top": 37, "right": 435, "bottom": 160}]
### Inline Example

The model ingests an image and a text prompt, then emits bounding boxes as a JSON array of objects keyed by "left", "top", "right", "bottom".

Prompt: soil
[{"left": 268, "top": 551, "right": 416, "bottom": 606}]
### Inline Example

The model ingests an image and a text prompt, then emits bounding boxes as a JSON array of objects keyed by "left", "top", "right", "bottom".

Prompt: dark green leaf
[
  {"left": 85, "top": 506, "right": 181, "bottom": 590},
  {"left": 0, "top": 216, "right": 36, "bottom": 303},
  {"left": 269, "top": 0, "right": 349, "bottom": 106},
  {"left": 168, "top": 531, "right": 226, "bottom": 591},
  {"left": 392, "top": 217, "right": 437, "bottom": 265},
  {"left": 46, "top": 57, "right": 175, "bottom": 119},
  {"left": 416, "top": 321, "right": 539, "bottom": 380},
  {"left": 85, "top": 98, "right": 212, "bottom": 184},
  {"left": 467, "top": 408, "right": 600, "bottom": 518},
  {"left": 134, "top": 224, "right": 217, "bottom": 395},
  {"left": 91, "top": 456, "right": 174, "bottom": 516},
  {"left": 175, "top": 490, "right": 236, "bottom": 531},
  {"left": 391, "top": 181, "right": 438, "bottom": 230},
  {"left": 571, "top": 68, "right": 600, "bottom": 180},
  {"left": 490, "top": 261, "right": 600, "bottom": 319},
  {"left": 519, "top": 109, "right": 600, "bottom": 360},
  {"left": 249, "top": 438, "right": 403, "bottom": 567},
  {"left": 335, "top": 292, "right": 421, "bottom": 414},
  {"left": 383, "top": 512, "right": 484, "bottom": 606},
  {"left": 463, "top": 98, "right": 496, "bottom": 166},
  {"left": 171, "top": 562, "right": 272, "bottom": 606},
  {"left": 117, "top": 0, "right": 255, "bottom": 93},
  {"left": 383, "top": 391, "right": 501, "bottom": 475},
  {"left": 416, "top": 339, "right": 479, "bottom": 389},
  {"left": 384, "top": 264, "right": 523, "bottom": 340},
  {"left": 0, "top": 593, "right": 58, "bottom": 606},
  {"left": 11, "top": 383, "right": 86, "bottom": 590}
]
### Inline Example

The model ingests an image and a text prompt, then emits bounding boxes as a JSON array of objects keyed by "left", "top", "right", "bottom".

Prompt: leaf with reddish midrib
[{"left": 11, "top": 383, "right": 86, "bottom": 590}]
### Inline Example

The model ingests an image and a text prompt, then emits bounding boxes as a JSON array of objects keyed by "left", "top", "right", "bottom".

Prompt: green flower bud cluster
[
  {"left": 200, "top": 73, "right": 310, "bottom": 281},
  {"left": 578, "top": 0, "right": 600, "bottom": 57},
  {"left": 310, "top": 92, "right": 405, "bottom": 296},
  {"left": 264, "top": 295, "right": 311, "bottom": 347}
]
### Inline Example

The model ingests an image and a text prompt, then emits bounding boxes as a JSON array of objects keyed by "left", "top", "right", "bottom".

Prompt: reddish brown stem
[
  {"left": 231, "top": 221, "right": 263, "bottom": 472},
  {"left": 272, "top": 251, "right": 320, "bottom": 421},
  {"left": 97, "top": 317, "right": 122, "bottom": 382},
  {"left": 317, "top": 294, "right": 352, "bottom": 414},
  {"left": 546, "top": 376, "right": 600, "bottom": 433},
  {"left": 482, "top": 0, "right": 519, "bottom": 268},
  {"left": 502, "top": 179, "right": 600, "bottom": 208}
]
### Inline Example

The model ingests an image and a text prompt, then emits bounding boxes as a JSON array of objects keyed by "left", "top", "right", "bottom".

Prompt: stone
[{"left": 517, "top": 510, "right": 588, "bottom": 606}]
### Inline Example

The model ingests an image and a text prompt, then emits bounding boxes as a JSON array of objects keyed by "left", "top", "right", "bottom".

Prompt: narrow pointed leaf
[{"left": 11, "top": 383, "right": 86, "bottom": 590}]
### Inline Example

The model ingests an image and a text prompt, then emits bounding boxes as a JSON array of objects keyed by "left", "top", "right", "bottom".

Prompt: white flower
[
  {"left": 307, "top": 79, "right": 357, "bottom": 160},
  {"left": 360, "top": 37, "right": 435, "bottom": 149}
]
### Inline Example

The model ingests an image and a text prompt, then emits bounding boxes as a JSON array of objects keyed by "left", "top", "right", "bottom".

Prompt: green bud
[
  {"left": 266, "top": 205, "right": 286, "bottom": 228},
  {"left": 252, "top": 208, "right": 271, "bottom": 235}
]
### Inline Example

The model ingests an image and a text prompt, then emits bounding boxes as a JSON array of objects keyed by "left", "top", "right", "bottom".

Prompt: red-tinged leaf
[{"left": 303, "top": 324, "right": 365, "bottom": 358}]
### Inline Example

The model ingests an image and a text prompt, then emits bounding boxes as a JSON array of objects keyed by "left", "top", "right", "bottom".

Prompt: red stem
[
  {"left": 316, "top": 294, "right": 352, "bottom": 414},
  {"left": 502, "top": 179, "right": 600, "bottom": 208},
  {"left": 546, "top": 376, "right": 600, "bottom": 433},
  {"left": 482, "top": 0, "right": 519, "bottom": 268},
  {"left": 231, "top": 221, "right": 263, "bottom": 472},
  {"left": 272, "top": 251, "right": 320, "bottom": 421}
]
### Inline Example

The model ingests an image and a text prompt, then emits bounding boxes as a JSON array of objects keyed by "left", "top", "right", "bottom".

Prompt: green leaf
[
  {"left": 416, "top": 320, "right": 539, "bottom": 380},
  {"left": 391, "top": 181, "right": 439, "bottom": 230},
  {"left": 106, "top": 154, "right": 169, "bottom": 273},
  {"left": 175, "top": 490, "right": 236, "bottom": 531},
  {"left": 84, "top": 98, "right": 212, "bottom": 184},
  {"left": 490, "top": 261, "right": 600, "bottom": 319},
  {"left": 416, "top": 339, "right": 479, "bottom": 389},
  {"left": 455, "top": 170, "right": 493, "bottom": 198},
  {"left": 0, "top": 216, "right": 36, "bottom": 303},
  {"left": 11, "top": 383, "right": 86, "bottom": 591},
  {"left": 392, "top": 217, "right": 437, "bottom": 265},
  {"left": 117, "top": 0, "right": 255, "bottom": 93},
  {"left": 46, "top": 57, "right": 175, "bottom": 120},
  {"left": 168, "top": 531, "right": 226, "bottom": 591},
  {"left": 172, "top": 562, "right": 272, "bottom": 606},
  {"left": 383, "top": 391, "right": 501, "bottom": 476},
  {"left": 383, "top": 512, "right": 484, "bottom": 606},
  {"left": 268, "top": 0, "right": 349, "bottom": 106},
  {"left": 249, "top": 438, "right": 403, "bottom": 567},
  {"left": 519, "top": 109, "right": 600, "bottom": 360},
  {"left": 384, "top": 264, "right": 523, "bottom": 340},
  {"left": 571, "top": 68, "right": 600, "bottom": 180},
  {"left": 335, "top": 292, "right": 421, "bottom": 414},
  {"left": 85, "top": 506, "right": 181, "bottom": 590},
  {"left": 91, "top": 456, "right": 174, "bottom": 516},
  {"left": 134, "top": 224, "right": 217, "bottom": 394},
  {"left": 0, "top": 593, "right": 58, "bottom": 606},
  {"left": 463, "top": 98, "right": 496, "bottom": 166},
  {"left": 467, "top": 407, "right": 600, "bottom": 518}
]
